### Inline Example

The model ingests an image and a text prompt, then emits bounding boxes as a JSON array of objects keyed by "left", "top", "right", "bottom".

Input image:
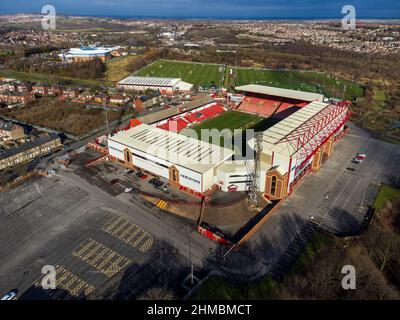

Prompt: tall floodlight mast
[{"left": 246, "top": 131, "right": 263, "bottom": 209}]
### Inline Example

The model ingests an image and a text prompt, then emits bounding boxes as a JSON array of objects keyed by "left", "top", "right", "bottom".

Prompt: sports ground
[
  {"left": 133, "top": 59, "right": 364, "bottom": 100},
  {"left": 233, "top": 67, "right": 363, "bottom": 101},
  {"left": 181, "top": 111, "right": 262, "bottom": 145},
  {"left": 135, "top": 60, "right": 226, "bottom": 87}
]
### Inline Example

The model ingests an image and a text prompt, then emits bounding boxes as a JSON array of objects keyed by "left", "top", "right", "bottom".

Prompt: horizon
[{"left": 0, "top": 0, "right": 399, "bottom": 20}]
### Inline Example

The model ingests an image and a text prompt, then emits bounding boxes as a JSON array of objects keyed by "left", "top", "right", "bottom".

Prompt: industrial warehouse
[{"left": 107, "top": 84, "right": 351, "bottom": 200}]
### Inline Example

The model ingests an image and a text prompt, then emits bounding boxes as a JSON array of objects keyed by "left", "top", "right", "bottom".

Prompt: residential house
[
  {"left": 0, "top": 91, "right": 34, "bottom": 104},
  {"left": 0, "top": 133, "right": 62, "bottom": 170},
  {"left": 134, "top": 92, "right": 163, "bottom": 111},
  {"left": 0, "top": 120, "right": 25, "bottom": 140}
]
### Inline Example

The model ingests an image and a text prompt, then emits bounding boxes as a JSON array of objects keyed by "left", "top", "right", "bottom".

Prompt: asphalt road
[
  {"left": 0, "top": 170, "right": 216, "bottom": 300},
  {"left": 250, "top": 122, "right": 400, "bottom": 273}
]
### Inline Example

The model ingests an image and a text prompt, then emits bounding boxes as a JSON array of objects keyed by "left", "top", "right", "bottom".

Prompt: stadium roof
[
  {"left": 235, "top": 84, "right": 324, "bottom": 102},
  {"left": 138, "top": 96, "right": 214, "bottom": 124},
  {"left": 109, "top": 123, "right": 233, "bottom": 173},
  {"left": 261, "top": 101, "right": 348, "bottom": 159},
  {"left": 118, "top": 76, "right": 182, "bottom": 87}
]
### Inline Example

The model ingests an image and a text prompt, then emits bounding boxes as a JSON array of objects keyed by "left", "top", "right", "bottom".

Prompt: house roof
[{"left": 0, "top": 133, "right": 60, "bottom": 161}]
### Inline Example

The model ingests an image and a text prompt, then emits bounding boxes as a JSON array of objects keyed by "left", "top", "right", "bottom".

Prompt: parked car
[
  {"left": 1, "top": 290, "right": 17, "bottom": 300},
  {"left": 110, "top": 178, "right": 119, "bottom": 185},
  {"left": 124, "top": 168, "right": 133, "bottom": 174},
  {"left": 352, "top": 158, "right": 363, "bottom": 164},
  {"left": 136, "top": 171, "right": 145, "bottom": 178},
  {"left": 355, "top": 153, "right": 366, "bottom": 159},
  {"left": 124, "top": 187, "right": 133, "bottom": 193}
]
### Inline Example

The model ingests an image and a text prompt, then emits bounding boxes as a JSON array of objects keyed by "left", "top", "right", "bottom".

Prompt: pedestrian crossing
[{"left": 156, "top": 199, "right": 168, "bottom": 210}]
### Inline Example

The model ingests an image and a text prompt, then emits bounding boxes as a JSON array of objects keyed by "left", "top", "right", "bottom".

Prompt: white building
[
  {"left": 117, "top": 76, "right": 193, "bottom": 94},
  {"left": 108, "top": 123, "right": 233, "bottom": 197}
]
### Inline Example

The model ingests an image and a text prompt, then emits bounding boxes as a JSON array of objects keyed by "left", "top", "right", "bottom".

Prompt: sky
[{"left": 0, "top": 0, "right": 399, "bottom": 19}]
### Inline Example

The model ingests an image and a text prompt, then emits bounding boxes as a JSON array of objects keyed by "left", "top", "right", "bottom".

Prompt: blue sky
[{"left": 0, "top": 0, "right": 399, "bottom": 19}]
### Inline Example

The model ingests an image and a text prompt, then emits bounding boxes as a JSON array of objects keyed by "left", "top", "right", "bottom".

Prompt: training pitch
[{"left": 135, "top": 60, "right": 226, "bottom": 87}]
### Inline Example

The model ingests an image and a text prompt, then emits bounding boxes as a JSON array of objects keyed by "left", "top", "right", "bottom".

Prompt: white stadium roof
[
  {"left": 261, "top": 100, "right": 348, "bottom": 159},
  {"left": 118, "top": 76, "right": 181, "bottom": 87},
  {"left": 235, "top": 84, "right": 324, "bottom": 102},
  {"left": 109, "top": 123, "right": 234, "bottom": 173},
  {"left": 117, "top": 76, "right": 193, "bottom": 91}
]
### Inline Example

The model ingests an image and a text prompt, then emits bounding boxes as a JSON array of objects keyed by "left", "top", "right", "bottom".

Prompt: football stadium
[{"left": 108, "top": 82, "right": 351, "bottom": 199}]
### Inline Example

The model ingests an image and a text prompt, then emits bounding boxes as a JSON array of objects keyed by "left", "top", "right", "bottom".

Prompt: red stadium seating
[
  {"left": 238, "top": 94, "right": 308, "bottom": 117},
  {"left": 157, "top": 104, "right": 226, "bottom": 133}
]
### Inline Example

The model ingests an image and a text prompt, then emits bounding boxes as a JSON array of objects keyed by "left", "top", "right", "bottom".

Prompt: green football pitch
[
  {"left": 181, "top": 111, "right": 262, "bottom": 145},
  {"left": 135, "top": 60, "right": 226, "bottom": 87},
  {"left": 134, "top": 59, "right": 364, "bottom": 100},
  {"left": 233, "top": 67, "right": 364, "bottom": 100}
]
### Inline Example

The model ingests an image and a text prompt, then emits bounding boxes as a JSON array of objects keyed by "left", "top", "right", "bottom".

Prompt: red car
[{"left": 110, "top": 178, "right": 119, "bottom": 185}]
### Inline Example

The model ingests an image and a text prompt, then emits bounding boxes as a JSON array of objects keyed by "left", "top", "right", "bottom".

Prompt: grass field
[
  {"left": 374, "top": 184, "right": 400, "bottom": 210},
  {"left": 105, "top": 54, "right": 143, "bottom": 81},
  {"left": 181, "top": 111, "right": 262, "bottom": 145},
  {"left": 191, "top": 111, "right": 261, "bottom": 132},
  {"left": 134, "top": 60, "right": 226, "bottom": 87},
  {"left": 233, "top": 67, "right": 364, "bottom": 100},
  {"left": 0, "top": 70, "right": 111, "bottom": 88},
  {"left": 133, "top": 59, "right": 363, "bottom": 100}
]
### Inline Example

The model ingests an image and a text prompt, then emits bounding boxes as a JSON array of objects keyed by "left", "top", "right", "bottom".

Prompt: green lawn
[
  {"left": 191, "top": 111, "right": 261, "bottom": 132},
  {"left": 234, "top": 67, "right": 364, "bottom": 100},
  {"left": 0, "top": 70, "right": 111, "bottom": 88},
  {"left": 374, "top": 184, "right": 400, "bottom": 210},
  {"left": 135, "top": 60, "right": 226, "bottom": 87},
  {"left": 181, "top": 111, "right": 262, "bottom": 146}
]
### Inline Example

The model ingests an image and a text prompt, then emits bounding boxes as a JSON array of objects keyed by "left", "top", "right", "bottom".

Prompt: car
[
  {"left": 1, "top": 290, "right": 17, "bottom": 300},
  {"left": 140, "top": 174, "right": 148, "bottom": 180},
  {"left": 154, "top": 180, "right": 164, "bottom": 188},
  {"left": 136, "top": 171, "right": 145, "bottom": 178},
  {"left": 346, "top": 167, "right": 356, "bottom": 171},
  {"left": 124, "top": 169, "right": 133, "bottom": 174},
  {"left": 352, "top": 158, "right": 363, "bottom": 164},
  {"left": 355, "top": 153, "right": 366, "bottom": 159},
  {"left": 110, "top": 178, "right": 119, "bottom": 185},
  {"left": 149, "top": 178, "right": 157, "bottom": 185},
  {"left": 124, "top": 187, "right": 133, "bottom": 193}
]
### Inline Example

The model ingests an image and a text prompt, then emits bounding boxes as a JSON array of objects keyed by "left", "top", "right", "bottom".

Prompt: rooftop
[
  {"left": 0, "top": 133, "right": 60, "bottom": 161},
  {"left": 118, "top": 76, "right": 182, "bottom": 87},
  {"left": 235, "top": 84, "right": 325, "bottom": 102},
  {"left": 108, "top": 123, "right": 234, "bottom": 173},
  {"left": 261, "top": 100, "right": 345, "bottom": 158}
]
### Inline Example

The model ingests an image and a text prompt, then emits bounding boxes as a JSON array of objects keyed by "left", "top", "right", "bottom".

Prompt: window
[{"left": 271, "top": 176, "right": 277, "bottom": 195}]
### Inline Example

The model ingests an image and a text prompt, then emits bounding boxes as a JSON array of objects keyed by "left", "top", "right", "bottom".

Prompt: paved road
[
  {"left": 0, "top": 170, "right": 216, "bottom": 300},
  {"left": 249, "top": 122, "right": 400, "bottom": 276}
]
